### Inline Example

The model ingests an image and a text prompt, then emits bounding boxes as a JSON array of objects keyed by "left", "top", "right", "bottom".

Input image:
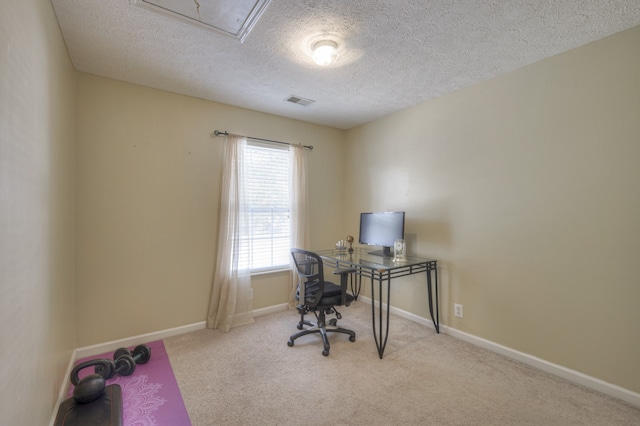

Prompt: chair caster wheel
[
  {"left": 287, "top": 340, "right": 294, "bottom": 347},
  {"left": 328, "top": 319, "right": 337, "bottom": 326},
  {"left": 322, "top": 350, "right": 329, "bottom": 356},
  {"left": 349, "top": 336, "right": 356, "bottom": 342},
  {"left": 297, "top": 324, "right": 303, "bottom": 330}
]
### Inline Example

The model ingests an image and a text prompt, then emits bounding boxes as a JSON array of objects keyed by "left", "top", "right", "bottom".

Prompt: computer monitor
[{"left": 358, "top": 211, "right": 405, "bottom": 257}]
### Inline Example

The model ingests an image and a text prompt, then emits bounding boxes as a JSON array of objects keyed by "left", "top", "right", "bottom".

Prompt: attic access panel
[{"left": 131, "top": 0, "right": 271, "bottom": 42}]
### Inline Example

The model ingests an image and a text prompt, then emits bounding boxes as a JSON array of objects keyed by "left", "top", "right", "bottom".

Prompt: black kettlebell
[
  {"left": 69, "top": 358, "right": 114, "bottom": 404},
  {"left": 73, "top": 374, "right": 106, "bottom": 404}
]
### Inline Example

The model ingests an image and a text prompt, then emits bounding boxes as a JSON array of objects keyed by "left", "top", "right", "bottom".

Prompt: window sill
[{"left": 250, "top": 267, "right": 291, "bottom": 277}]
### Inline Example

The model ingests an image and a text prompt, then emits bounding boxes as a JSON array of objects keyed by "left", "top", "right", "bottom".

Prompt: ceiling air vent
[{"left": 285, "top": 95, "right": 315, "bottom": 107}]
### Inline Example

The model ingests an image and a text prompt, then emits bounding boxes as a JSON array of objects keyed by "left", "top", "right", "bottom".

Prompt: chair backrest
[{"left": 291, "top": 248, "right": 326, "bottom": 307}]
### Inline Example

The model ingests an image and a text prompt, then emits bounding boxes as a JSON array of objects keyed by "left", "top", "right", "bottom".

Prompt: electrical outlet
[{"left": 454, "top": 303, "right": 463, "bottom": 318}]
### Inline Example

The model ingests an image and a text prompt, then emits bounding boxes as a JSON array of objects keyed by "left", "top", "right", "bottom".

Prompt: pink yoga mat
[{"left": 69, "top": 340, "right": 191, "bottom": 426}]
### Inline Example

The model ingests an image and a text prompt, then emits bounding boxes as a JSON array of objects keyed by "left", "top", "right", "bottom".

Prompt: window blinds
[{"left": 239, "top": 141, "right": 291, "bottom": 271}]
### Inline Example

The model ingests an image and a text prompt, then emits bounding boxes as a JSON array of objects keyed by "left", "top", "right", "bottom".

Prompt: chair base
[{"left": 287, "top": 311, "right": 356, "bottom": 356}]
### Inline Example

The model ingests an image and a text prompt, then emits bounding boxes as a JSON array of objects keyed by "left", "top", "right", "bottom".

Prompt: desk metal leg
[
  {"left": 350, "top": 271, "right": 362, "bottom": 300},
  {"left": 319, "top": 253, "right": 439, "bottom": 357},
  {"left": 370, "top": 274, "right": 391, "bottom": 359},
  {"left": 426, "top": 267, "right": 440, "bottom": 333}
]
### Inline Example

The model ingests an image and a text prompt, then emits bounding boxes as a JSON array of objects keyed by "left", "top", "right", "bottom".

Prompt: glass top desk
[{"left": 315, "top": 248, "right": 439, "bottom": 359}]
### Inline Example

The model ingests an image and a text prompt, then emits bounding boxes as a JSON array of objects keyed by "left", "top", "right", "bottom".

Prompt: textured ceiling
[{"left": 50, "top": 0, "right": 640, "bottom": 130}]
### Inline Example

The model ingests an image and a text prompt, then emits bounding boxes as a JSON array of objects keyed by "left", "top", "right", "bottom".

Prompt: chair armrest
[{"left": 333, "top": 269, "right": 356, "bottom": 305}]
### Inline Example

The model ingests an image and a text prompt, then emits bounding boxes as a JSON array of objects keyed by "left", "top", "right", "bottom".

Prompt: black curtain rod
[{"left": 211, "top": 130, "right": 313, "bottom": 151}]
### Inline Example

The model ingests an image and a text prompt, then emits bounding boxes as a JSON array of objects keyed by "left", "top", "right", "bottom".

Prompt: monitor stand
[{"left": 368, "top": 247, "right": 393, "bottom": 258}]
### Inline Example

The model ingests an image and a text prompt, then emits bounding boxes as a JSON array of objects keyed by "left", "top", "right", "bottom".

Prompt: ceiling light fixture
[{"left": 312, "top": 40, "right": 338, "bottom": 66}]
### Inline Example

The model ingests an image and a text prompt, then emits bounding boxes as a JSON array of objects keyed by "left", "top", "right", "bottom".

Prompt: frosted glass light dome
[{"left": 312, "top": 40, "right": 338, "bottom": 66}]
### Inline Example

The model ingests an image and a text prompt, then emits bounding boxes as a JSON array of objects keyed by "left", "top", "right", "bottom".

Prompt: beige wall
[
  {"left": 3, "top": 2, "right": 638, "bottom": 422},
  {"left": 75, "top": 73, "right": 346, "bottom": 346},
  {"left": 345, "top": 26, "right": 640, "bottom": 393},
  {"left": 0, "top": 0, "right": 77, "bottom": 424}
]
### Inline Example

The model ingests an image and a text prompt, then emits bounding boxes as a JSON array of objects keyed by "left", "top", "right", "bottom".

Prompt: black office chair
[{"left": 288, "top": 248, "right": 356, "bottom": 356}]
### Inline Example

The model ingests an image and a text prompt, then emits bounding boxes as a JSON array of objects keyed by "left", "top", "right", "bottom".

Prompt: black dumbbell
[
  {"left": 111, "top": 344, "right": 151, "bottom": 377},
  {"left": 69, "top": 358, "right": 114, "bottom": 404}
]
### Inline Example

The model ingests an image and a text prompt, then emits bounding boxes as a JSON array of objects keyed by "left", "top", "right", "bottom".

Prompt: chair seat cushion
[
  {"left": 319, "top": 282, "right": 354, "bottom": 307},
  {"left": 319, "top": 292, "right": 354, "bottom": 307},
  {"left": 296, "top": 281, "right": 353, "bottom": 307},
  {"left": 322, "top": 282, "right": 342, "bottom": 296}
]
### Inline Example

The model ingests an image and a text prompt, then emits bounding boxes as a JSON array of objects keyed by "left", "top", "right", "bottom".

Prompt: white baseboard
[
  {"left": 445, "top": 327, "right": 640, "bottom": 408},
  {"left": 358, "top": 295, "right": 437, "bottom": 329},
  {"left": 51, "top": 299, "right": 639, "bottom": 426},
  {"left": 50, "top": 351, "right": 81, "bottom": 426},
  {"left": 73, "top": 304, "right": 288, "bottom": 361},
  {"left": 358, "top": 295, "right": 640, "bottom": 408},
  {"left": 75, "top": 321, "right": 207, "bottom": 359},
  {"left": 253, "top": 303, "right": 289, "bottom": 317}
]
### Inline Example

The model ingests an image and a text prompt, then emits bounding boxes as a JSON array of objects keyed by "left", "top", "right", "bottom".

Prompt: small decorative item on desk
[
  {"left": 346, "top": 235, "right": 354, "bottom": 253},
  {"left": 393, "top": 239, "right": 407, "bottom": 262},
  {"left": 335, "top": 240, "right": 347, "bottom": 252}
]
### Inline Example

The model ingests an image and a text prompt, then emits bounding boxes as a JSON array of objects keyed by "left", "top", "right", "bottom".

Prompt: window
[{"left": 238, "top": 140, "right": 291, "bottom": 272}]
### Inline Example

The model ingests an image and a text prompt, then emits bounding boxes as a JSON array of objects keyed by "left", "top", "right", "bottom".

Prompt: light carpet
[{"left": 164, "top": 301, "right": 640, "bottom": 425}]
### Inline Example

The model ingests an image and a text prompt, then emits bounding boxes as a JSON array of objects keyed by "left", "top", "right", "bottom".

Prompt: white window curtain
[
  {"left": 288, "top": 144, "right": 310, "bottom": 308},
  {"left": 207, "top": 135, "right": 254, "bottom": 332}
]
